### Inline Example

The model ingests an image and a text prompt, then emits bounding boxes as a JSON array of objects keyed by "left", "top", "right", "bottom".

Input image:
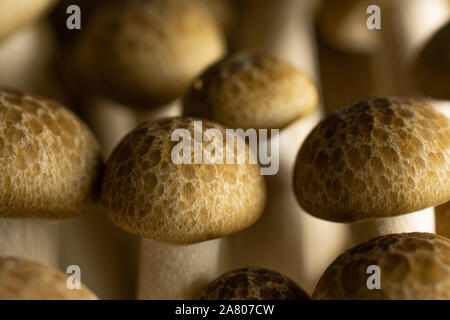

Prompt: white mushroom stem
[
  {"left": 0, "top": 219, "right": 59, "bottom": 267},
  {"left": 138, "top": 239, "right": 220, "bottom": 299},
  {"left": 350, "top": 207, "right": 436, "bottom": 245},
  {"left": 223, "top": 0, "right": 348, "bottom": 294},
  {"left": 0, "top": 23, "right": 60, "bottom": 267}
]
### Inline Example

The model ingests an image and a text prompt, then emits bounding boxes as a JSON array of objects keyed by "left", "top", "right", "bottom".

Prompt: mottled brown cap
[
  {"left": 76, "top": 0, "right": 225, "bottom": 109},
  {"left": 313, "top": 232, "right": 450, "bottom": 300},
  {"left": 293, "top": 97, "right": 450, "bottom": 222},
  {"left": 199, "top": 267, "right": 309, "bottom": 300},
  {"left": 0, "top": 89, "right": 103, "bottom": 219},
  {"left": 413, "top": 22, "right": 450, "bottom": 100},
  {"left": 0, "top": 0, "right": 57, "bottom": 40},
  {"left": 436, "top": 201, "right": 450, "bottom": 239},
  {"left": 183, "top": 51, "right": 319, "bottom": 130},
  {"left": 0, "top": 256, "right": 97, "bottom": 300},
  {"left": 101, "top": 117, "right": 266, "bottom": 245}
]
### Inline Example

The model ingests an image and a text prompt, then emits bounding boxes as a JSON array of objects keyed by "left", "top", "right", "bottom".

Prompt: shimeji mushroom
[
  {"left": 313, "top": 232, "right": 450, "bottom": 300},
  {"left": 0, "top": 0, "right": 58, "bottom": 40},
  {"left": 75, "top": 0, "right": 225, "bottom": 111},
  {"left": 183, "top": 51, "right": 318, "bottom": 131},
  {"left": 0, "top": 256, "right": 97, "bottom": 299},
  {"left": 293, "top": 97, "right": 450, "bottom": 245},
  {"left": 436, "top": 202, "right": 450, "bottom": 238},
  {"left": 198, "top": 267, "right": 309, "bottom": 300},
  {"left": 101, "top": 117, "right": 266, "bottom": 299},
  {"left": 0, "top": 89, "right": 103, "bottom": 266}
]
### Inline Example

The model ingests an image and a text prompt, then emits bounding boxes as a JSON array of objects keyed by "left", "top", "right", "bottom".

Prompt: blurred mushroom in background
[
  {"left": 0, "top": 256, "right": 97, "bottom": 300},
  {"left": 436, "top": 202, "right": 450, "bottom": 238}
]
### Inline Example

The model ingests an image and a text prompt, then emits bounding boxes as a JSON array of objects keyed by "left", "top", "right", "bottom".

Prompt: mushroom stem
[
  {"left": 133, "top": 100, "right": 182, "bottom": 126},
  {"left": 138, "top": 239, "right": 220, "bottom": 299},
  {"left": 223, "top": 0, "right": 348, "bottom": 294},
  {"left": 0, "top": 219, "right": 59, "bottom": 267},
  {"left": 350, "top": 207, "right": 436, "bottom": 245}
]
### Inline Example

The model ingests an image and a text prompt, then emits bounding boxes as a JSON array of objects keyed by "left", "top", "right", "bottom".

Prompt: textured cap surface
[
  {"left": 183, "top": 52, "right": 318, "bottom": 130},
  {"left": 293, "top": 97, "right": 450, "bottom": 222},
  {"left": 77, "top": 0, "right": 225, "bottom": 108},
  {"left": 414, "top": 22, "right": 450, "bottom": 100},
  {"left": 0, "top": 89, "right": 103, "bottom": 219},
  {"left": 313, "top": 232, "right": 450, "bottom": 300},
  {"left": 0, "top": 0, "right": 57, "bottom": 40},
  {"left": 0, "top": 256, "right": 97, "bottom": 300},
  {"left": 101, "top": 117, "right": 266, "bottom": 245},
  {"left": 199, "top": 267, "right": 309, "bottom": 300},
  {"left": 436, "top": 201, "right": 450, "bottom": 239}
]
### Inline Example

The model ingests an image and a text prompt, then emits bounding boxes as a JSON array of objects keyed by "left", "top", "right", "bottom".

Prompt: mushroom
[
  {"left": 197, "top": 0, "right": 348, "bottom": 294},
  {"left": 0, "top": 88, "right": 103, "bottom": 266},
  {"left": 293, "top": 97, "right": 450, "bottom": 245},
  {"left": 0, "top": 0, "right": 58, "bottom": 40},
  {"left": 183, "top": 51, "right": 319, "bottom": 131},
  {"left": 75, "top": 0, "right": 226, "bottom": 110},
  {"left": 436, "top": 202, "right": 450, "bottom": 238},
  {"left": 313, "top": 232, "right": 450, "bottom": 299},
  {"left": 0, "top": 256, "right": 97, "bottom": 299},
  {"left": 101, "top": 117, "right": 266, "bottom": 299},
  {"left": 198, "top": 267, "right": 309, "bottom": 300}
]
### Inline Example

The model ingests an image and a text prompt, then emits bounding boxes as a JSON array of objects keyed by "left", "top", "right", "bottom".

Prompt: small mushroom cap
[
  {"left": 0, "top": 256, "right": 97, "bottom": 300},
  {"left": 77, "top": 0, "right": 225, "bottom": 109},
  {"left": 0, "top": 89, "right": 103, "bottom": 219},
  {"left": 414, "top": 21, "right": 450, "bottom": 100},
  {"left": 101, "top": 117, "right": 266, "bottom": 245},
  {"left": 436, "top": 201, "right": 450, "bottom": 239},
  {"left": 183, "top": 51, "right": 319, "bottom": 130},
  {"left": 293, "top": 97, "right": 450, "bottom": 222},
  {"left": 313, "top": 232, "right": 450, "bottom": 300},
  {"left": 199, "top": 267, "right": 309, "bottom": 300},
  {"left": 0, "top": 0, "right": 57, "bottom": 40}
]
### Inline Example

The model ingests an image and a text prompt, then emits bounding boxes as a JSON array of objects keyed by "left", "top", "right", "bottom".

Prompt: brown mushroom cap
[
  {"left": 436, "top": 201, "right": 450, "bottom": 239},
  {"left": 414, "top": 21, "right": 450, "bottom": 100},
  {"left": 76, "top": 0, "right": 225, "bottom": 109},
  {"left": 0, "top": 89, "right": 103, "bottom": 219},
  {"left": 293, "top": 97, "right": 450, "bottom": 223},
  {"left": 101, "top": 117, "right": 266, "bottom": 245},
  {"left": 0, "top": 0, "right": 57, "bottom": 40},
  {"left": 313, "top": 232, "right": 450, "bottom": 300},
  {"left": 199, "top": 267, "right": 309, "bottom": 300},
  {"left": 183, "top": 51, "right": 319, "bottom": 130},
  {"left": 0, "top": 256, "right": 97, "bottom": 299}
]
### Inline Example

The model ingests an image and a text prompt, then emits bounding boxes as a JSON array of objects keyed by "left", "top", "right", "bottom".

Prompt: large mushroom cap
[
  {"left": 313, "top": 232, "right": 450, "bottom": 300},
  {"left": 183, "top": 51, "right": 318, "bottom": 130},
  {"left": 0, "top": 256, "right": 97, "bottom": 299},
  {"left": 414, "top": 21, "right": 450, "bottom": 100},
  {"left": 199, "top": 267, "right": 309, "bottom": 300},
  {"left": 293, "top": 97, "right": 450, "bottom": 222},
  {"left": 436, "top": 201, "right": 450, "bottom": 239},
  {"left": 0, "top": 89, "right": 103, "bottom": 219},
  {"left": 101, "top": 117, "right": 266, "bottom": 245},
  {"left": 76, "top": 0, "right": 226, "bottom": 109},
  {"left": 0, "top": 0, "right": 57, "bottom": 40}
]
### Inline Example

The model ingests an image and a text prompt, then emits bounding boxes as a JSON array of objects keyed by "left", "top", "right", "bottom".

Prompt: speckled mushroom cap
[
  {"left": 413, "top": 22, "right": 450, "bottom": 100},
  {"left": 101, "top": 117, "right": 266, "bottom": 245},
  {"left": 199, "top": 267, "right": 309, "bottom": 300},
  {"left": 0, "top": 89, "right": 103, "bottom": 219},
  {"left": 183, "top": 52, "right": 318, "bottom": 130},
  {"left": 0, "top": 256, "right": 97, "bottom": 300},
  {"left": 436, "top": 201, "right": 450, "bottom": 239},
  {"left": 0, "top": 0, "right": 57, "bottom": 40},
  {"left": 76, "top": 0, "right": 225, "bottom": 109},
  {"left": 313, "top": 232, "right": 450, "bottom": 300},
  {"left": 293, "top": 97, "right": 450, "bottom": 223}
]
